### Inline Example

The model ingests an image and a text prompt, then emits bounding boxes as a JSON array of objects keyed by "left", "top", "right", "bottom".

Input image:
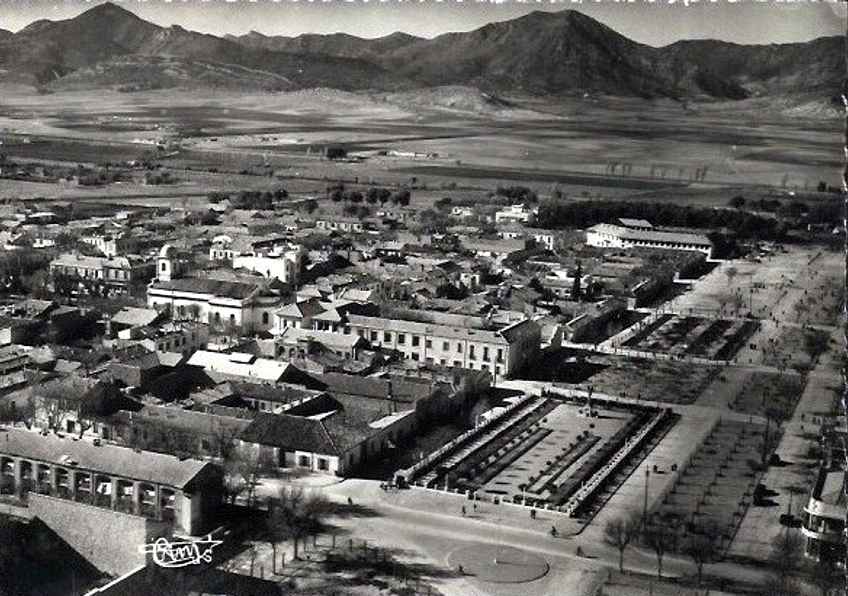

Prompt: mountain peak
[{"left": 79, "top": 2, "right": 136, "bottom": 18}]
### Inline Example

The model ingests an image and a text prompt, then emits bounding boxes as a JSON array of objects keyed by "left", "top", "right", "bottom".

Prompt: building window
[
  {"left": 442, "top": 341, "right": 449, "bottom": 351},
  {"left": 317, "top": 458, "right": 329, "bottom": 471},
  {"left": 262, "top": 312, "right": 269, "bottom": 325},
  {"left": 425, "top": 339, "right": 432, "bottom": 349},
  {"left": 161, "top": 262, "right": 167, "bottom": 272},
  {"left": 456, "top": 343, "right": 462, "bottom": 353},
  {"left": 497, "top": 348, "right": 504, "bottom": 363},
  {"left": 483, "top": 347, "right": 490, "bottom": 362},
  {"left": 298, "top": 455, "right": 309, "bottom": 467},
  {"left": 411, "top": 353, "right": 419, "bottom": 361},
  {"left": 469, "top": 345, "right": 476, "bottom": 360},
  {"left": 453, "top": 360, "right": 461, "bottom": 367},
  {"left": 229, "top": 314, "right": 236, "bottom": 324},
  {"left": 384, "top": 331, "right": 392, "bottom": 343},
  {"left": 412, "top": 335, "right": 420, "bottom": 347},
  {"left": 397, "top": 333, "right": 405, "bottom": 345}
]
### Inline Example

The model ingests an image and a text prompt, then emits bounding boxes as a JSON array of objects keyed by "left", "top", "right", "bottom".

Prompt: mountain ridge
[{"left": 0, "top": 3, "right": 842, "bottom": 99}]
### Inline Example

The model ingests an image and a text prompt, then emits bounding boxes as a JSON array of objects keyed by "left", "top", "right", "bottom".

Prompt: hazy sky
[{"left": 0, "top": 0, "right": 844, "bottom": 46}]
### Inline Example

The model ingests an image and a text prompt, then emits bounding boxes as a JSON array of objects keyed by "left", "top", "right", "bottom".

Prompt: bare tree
[
  {"left": 770, "top": 529, "right": 804, "bottom": 594},
  {"left": 684, "top": 523, "right": 720, "bottom": 586},
  {"left": 267, "top": 486, "right": 330, "bottom": 562},
  {"left": 603, "top": 511, "right": 641, "bottom": 573},
  {"left": 808, "top": 555, "right": 841, "bottom": 596},
  {"left": 222, "top": 448, "right": 273, "bottom": 507},
  {"left": 642, "top": 522, "right": 673, "bottom": 579}
]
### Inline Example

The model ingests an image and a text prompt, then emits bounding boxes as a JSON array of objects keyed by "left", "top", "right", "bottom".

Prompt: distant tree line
[
  {"left": 144, "top": 170, "right": 177, "bottom": 186},
  {"left": 207, "top": 189, "right": 288, "bottom": 210},
  {"left": 537, "top": 200, "right": 786, "bottom": 240},
  {"left": 327, "top": 184, "right": 410, "bottom": 207},
  {"left": 728, "top": 194, "right": 842, "bottom": 226},
  {"left": 494, "top": 185, "right": 538, "bottom": 204}
]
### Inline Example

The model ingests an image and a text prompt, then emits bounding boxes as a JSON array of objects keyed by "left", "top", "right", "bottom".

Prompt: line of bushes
[
  {"left": 530, "top": 433, "right": 602, "bottom": 496},
  {"left": 457, "top": 427, "right": 553, "bottom": 492},
  {"left": 550, "top": 410, "right": 655, "bottom": 506},
  {"left": 446, "top": 400, "right": 557, "bottom": 486}
]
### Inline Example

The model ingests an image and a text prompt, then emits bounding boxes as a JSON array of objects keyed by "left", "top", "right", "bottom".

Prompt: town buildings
[
  {"left": 0, "top": 427, "right": 222, "bottom": 535},
  {"left": 494, "top": 204, "right": 537, "bottom": 225},
  {"left": 232, "top": 244, "right": 303, "bottom": 284},
  {"left": 801, "top": 465, "right": 846, "bottom": 563},
  {"left": 50, "top": 254, "right": 155, "bottom": 295},
  {"left": 585, "top": 220, "right": 713, "bottom": 257},
  {"left": 147, "top": 246, "right": 287, "bottom": 332},
  {"left": 343, "top": 313, "right": 540, "bottom": 378}
]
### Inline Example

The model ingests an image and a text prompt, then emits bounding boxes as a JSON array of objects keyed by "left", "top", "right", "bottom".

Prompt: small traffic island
[{"left": 447, "top": 543, "right": 549, "bottom": 583}]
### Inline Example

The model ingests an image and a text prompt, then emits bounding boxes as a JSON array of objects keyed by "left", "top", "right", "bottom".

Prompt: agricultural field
[{"left": 1, "top": 85, "right": 842, "bottom": 210}]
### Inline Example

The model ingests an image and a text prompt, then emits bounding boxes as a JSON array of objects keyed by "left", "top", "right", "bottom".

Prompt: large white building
[
  {"left": 50, "top": 253, "right": 155, "bottom": 295},
  {"left": 342, "top": 314, "right": 540, "bottom": 379},
  {"left": 209, "top": 235, "right": 303, "bottom": 285},
  {"left": 494, "top": 204, "right": 537, "bottom": 225},
  {"left": 585, "top": 222, "right": 713, "bottom": 257},
  {"left": 147, "top": 245, "right": 286, "bottom": 333},
  {"left": 232, "top": 245, "right": 303, "bottom": 285}
]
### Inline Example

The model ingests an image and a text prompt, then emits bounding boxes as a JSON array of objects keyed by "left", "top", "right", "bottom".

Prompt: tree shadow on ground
[
  {"left": 324, "top": 545, "right": 460, "bottom": 581},
  {"left": 325, "top": 502, "right": 383, "bottom": 518}
]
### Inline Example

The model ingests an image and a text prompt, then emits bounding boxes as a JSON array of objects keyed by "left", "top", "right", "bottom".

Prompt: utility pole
[{"left": 643, "top": 466, "right": 650, "bottom": 527}]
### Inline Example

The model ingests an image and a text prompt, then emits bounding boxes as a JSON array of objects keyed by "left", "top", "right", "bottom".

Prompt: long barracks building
[{"left": 341, "top": 314, "right": 540, "bottom": 379}]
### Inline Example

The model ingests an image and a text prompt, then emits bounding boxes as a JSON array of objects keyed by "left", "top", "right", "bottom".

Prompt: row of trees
[
  {"left": 537, "top": 200, "right": 786, "bottom": 240},
  {"left": 604, "top": 511, "right": 722, "bottom": 586},
  {"left": 494, "top": 185, "right": 538, "bottom": 204},
  {"left": 605, "top": 512, "right": 841, "bottom": 595},
  {"left": 327, "top": 184, "right": 411, "bottom": 207},
  {"left": 207, "top": 189, "right": 289, "bottom": 211},
  {"left": 729, "top": 194, "right": 842, "bottom": 226}
]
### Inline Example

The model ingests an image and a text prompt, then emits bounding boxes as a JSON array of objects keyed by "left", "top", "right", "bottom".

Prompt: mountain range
[{"left": 0, "top": 2, "right": 842, "bottom": 100}]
